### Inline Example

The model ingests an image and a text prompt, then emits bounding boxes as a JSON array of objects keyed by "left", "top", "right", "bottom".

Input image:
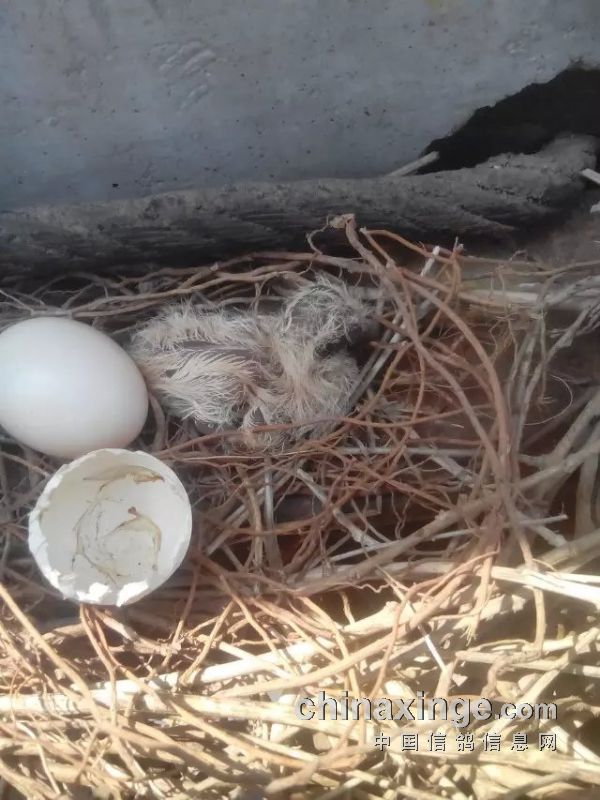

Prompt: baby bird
[{"left": 129, "top": 276, "right": 376, "bottom": 451}]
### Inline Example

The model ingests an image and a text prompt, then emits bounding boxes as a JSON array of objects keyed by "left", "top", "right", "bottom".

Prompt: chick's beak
[{"left": 315, "top": 319, "right": 380, "bottom": 359}]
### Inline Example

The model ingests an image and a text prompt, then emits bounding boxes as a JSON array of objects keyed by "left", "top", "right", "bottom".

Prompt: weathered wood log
[{"left": 0, "top": 135, "right": 595, "bottom": 274}]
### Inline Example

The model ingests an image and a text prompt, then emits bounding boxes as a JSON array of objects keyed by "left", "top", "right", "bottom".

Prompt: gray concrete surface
[{"left": 1, "top": 0, "right": 599, "bottom": 210}]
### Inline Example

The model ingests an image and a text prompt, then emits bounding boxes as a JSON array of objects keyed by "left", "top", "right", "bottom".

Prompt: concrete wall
[{"left": 1, "top": 0, "right": 599, "bottom": 210}]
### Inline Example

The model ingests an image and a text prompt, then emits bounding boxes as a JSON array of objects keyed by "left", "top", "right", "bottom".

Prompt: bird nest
[{"left": 1, "top": 214, "right": 600, "bottom": 799}]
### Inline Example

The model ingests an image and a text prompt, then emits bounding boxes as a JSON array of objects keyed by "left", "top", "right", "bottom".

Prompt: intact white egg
[{"left": 0, "top": 317, "right": 149, "bottom": 459}]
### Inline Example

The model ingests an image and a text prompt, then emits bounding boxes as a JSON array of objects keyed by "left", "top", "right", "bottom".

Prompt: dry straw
[{"left": 1, "top": 215, "right": 600, "bottom": 798}]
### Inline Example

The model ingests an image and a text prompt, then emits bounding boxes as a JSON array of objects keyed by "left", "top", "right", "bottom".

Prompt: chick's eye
[
  {"left": 315, "top": 337, "right": 345, "bottom": 359},
  {"left": 344, "top": 322, "right": 377, "bottom": 349},
  {"left": 346, "top": 323, "right": 364, "bottom": 342}
]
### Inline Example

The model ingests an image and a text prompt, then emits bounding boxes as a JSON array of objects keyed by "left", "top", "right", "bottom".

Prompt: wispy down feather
[{"left": 129, "top": 276, "right": 376, "bottom": 451}]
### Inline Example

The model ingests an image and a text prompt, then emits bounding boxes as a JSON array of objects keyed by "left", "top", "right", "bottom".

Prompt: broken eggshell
[{"left": 28, "top": 449, "right": 193, "bottom": 606}]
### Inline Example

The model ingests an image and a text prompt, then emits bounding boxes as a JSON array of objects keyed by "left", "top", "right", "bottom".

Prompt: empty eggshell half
[{"left": 29, "top": 449, "right": 193, "bottom": 606}]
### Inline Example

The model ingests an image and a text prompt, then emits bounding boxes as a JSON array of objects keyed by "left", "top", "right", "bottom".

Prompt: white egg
[{"left": 0, "top": 317, "right": 149, "bottom": 459}]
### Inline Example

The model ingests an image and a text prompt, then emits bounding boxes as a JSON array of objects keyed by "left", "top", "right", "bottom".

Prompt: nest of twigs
[{"left": 2, "top": 215, "right": 600, "bottom": 799}]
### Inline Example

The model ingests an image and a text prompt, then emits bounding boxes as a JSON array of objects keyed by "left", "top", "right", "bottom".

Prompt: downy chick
[{"left": 129, "top": 276, "right": 376, "bottom": 451}]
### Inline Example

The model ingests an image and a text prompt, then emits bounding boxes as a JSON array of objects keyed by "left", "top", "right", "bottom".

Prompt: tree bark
[{"left": 0, "top": 135, "right": 595, "bottom": 275}]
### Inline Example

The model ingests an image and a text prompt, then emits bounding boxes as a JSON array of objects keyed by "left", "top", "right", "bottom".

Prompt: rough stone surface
[
  {"left": 0, "top": 136, "right": 595, "bottom": 274},
  {"left": 1, "top": 0, "right": 599, "bottom": 210}
]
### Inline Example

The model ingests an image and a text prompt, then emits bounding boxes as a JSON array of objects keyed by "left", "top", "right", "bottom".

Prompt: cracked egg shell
[{"left": 28, "top": 449, "right": 193, "bottom": 606}]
